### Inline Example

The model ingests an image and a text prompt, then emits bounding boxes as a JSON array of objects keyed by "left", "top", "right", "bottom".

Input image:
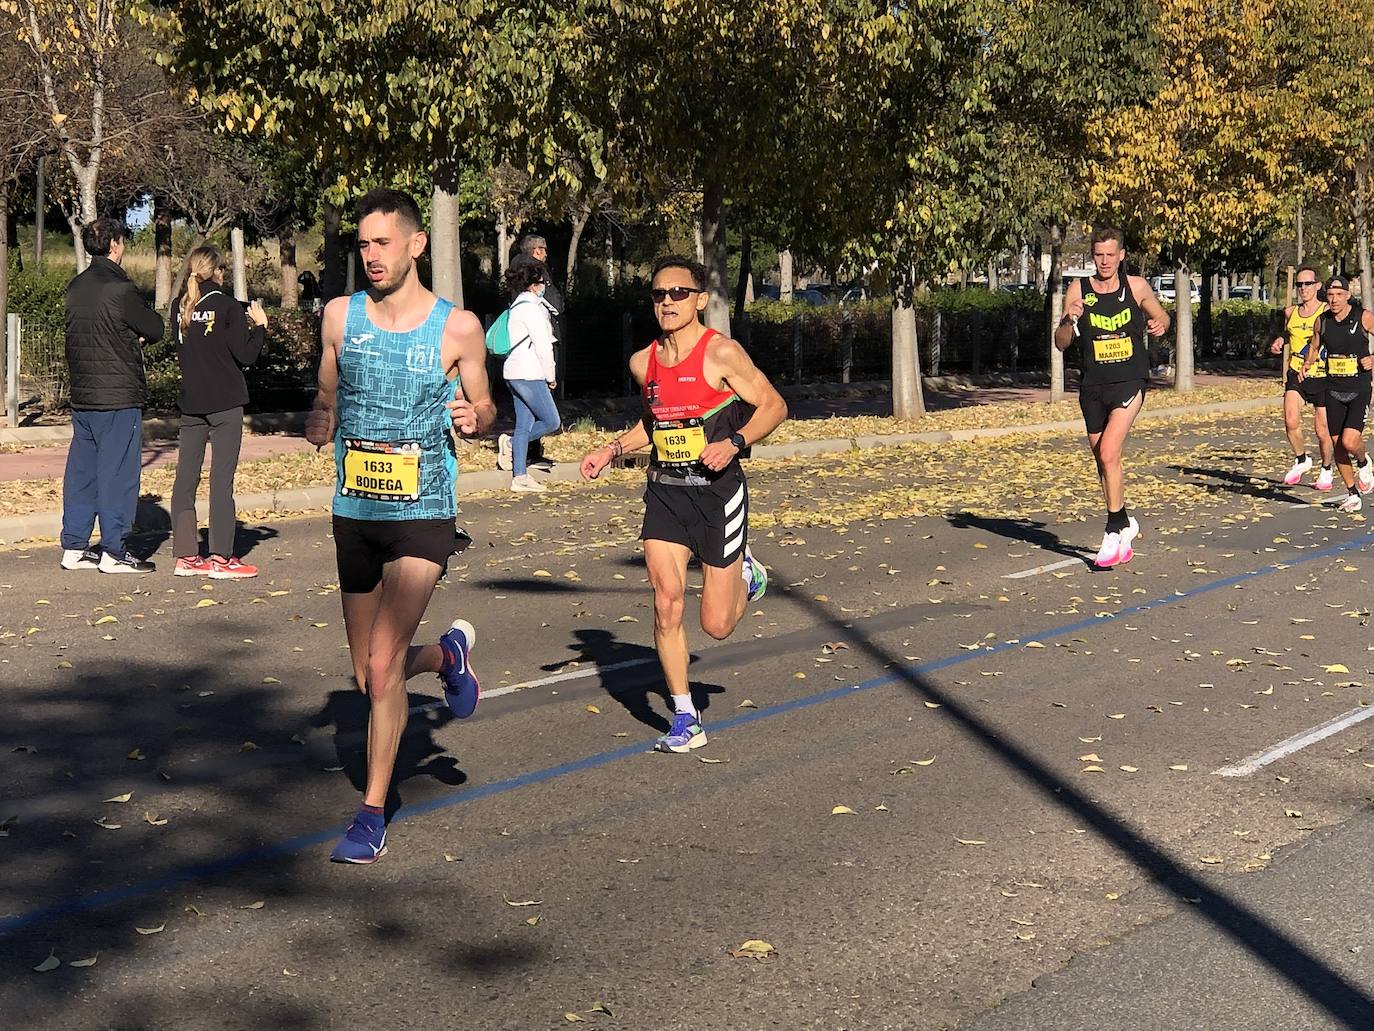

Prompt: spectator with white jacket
[{"left": 499, "top": 255, "right": 561, "bottom": 492}]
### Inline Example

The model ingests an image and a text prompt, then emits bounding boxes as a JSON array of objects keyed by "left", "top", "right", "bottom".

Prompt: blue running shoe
[
  {"left": 742, "top": 545, "right": 768, "bottom": 603},
  {"left": 438, "top": 619, "right": 480, "bottom": 718},
  {"left": 656, "top": 711, "right": 707, "bottom": 753},
  {"left": 330, "top": 809, "right": 387, "bottom": 864}
]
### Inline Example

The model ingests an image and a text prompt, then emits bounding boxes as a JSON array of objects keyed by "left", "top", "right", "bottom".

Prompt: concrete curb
[{"left": 0, "top": 395, "right": 1281, "bottom": 545}]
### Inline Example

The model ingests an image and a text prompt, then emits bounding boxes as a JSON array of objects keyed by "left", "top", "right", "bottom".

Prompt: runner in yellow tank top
[{"left": 1269, "top": 265, "right": 1333, "bottom": 490}]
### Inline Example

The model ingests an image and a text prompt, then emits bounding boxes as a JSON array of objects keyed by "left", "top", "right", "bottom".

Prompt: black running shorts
[
  {"left": 1079, "top": 378, "right": 1147, "bottom": 435},
  {"left": 332, "top": 515, "right": 467, "bottom": 594},
  {"left": 641, "top": 469, "right": 749, "bottom": 568},
  {"left": 1284, "top": 370, "right": 1327, "bottom": 407},
  {"left": 1325, "top": 389, "right": 1370, "bottom": 438}
]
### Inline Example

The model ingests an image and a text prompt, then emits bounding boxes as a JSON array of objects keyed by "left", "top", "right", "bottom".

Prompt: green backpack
[{"left": 485, "top": 297, "right": 535, "bottom": 357}]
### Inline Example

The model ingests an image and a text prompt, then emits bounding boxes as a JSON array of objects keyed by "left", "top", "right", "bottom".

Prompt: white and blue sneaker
[
  {"left": 438, "top": 619, "right": 480, "bottom": 718},
  {"left": 656, "top": 711, "right": 707, "bottom": 753},
  {"left": 330, "top": 809, "right": 387, "bottom": 864},
  {"left": 741, "top": 545, "right": 768, "bottom": 602}
]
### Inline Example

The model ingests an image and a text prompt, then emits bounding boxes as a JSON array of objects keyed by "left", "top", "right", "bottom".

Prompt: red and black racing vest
[{"left": 642, "top": 329, "right": 752, "bottom": 485}]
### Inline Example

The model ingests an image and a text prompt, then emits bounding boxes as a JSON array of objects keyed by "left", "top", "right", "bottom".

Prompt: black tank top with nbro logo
[
  {"left": 1078, "top": 275, "right": 1150, "bottom": 386},
  {"left": 1320, "top": 302, "right": 1371, "bottom": 393}
]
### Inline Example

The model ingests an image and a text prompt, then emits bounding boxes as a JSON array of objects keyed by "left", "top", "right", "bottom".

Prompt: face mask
[{"left": 535, "top": 284, "right": 547, "bottom": 297}]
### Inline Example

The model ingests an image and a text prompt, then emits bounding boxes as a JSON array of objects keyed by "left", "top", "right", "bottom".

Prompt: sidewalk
[{"left": 0, "top": 387, "right": 1281, "bottom": 545}]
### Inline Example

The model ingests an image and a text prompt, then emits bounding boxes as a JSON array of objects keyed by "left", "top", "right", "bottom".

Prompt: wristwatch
[{"left": 728, "top": 432, "right": 747, "bottom": 451}]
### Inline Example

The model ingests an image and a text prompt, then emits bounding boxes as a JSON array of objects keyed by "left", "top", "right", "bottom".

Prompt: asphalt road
[{"left": 3, "top": 410, "right": 1374, "bottom": 1030}]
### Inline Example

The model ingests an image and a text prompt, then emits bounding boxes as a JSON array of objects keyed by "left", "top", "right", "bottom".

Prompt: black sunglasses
[
  {"left": 1296, "top": 280, "right": 1319, "bottom": 287},
  {"left": 650, "top": 286, "right": 702, "bottom": 303}
]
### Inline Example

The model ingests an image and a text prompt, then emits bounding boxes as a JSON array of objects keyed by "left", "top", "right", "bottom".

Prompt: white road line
[
  {"left": 1213, "top": 705, "right": 1374, "bottom": 777},
  {"left": 1003, "top": 557, "right": 1082, "bottom": 580},
  {"left": 408, "top": 656, "right": 660, "bottom": 715}
]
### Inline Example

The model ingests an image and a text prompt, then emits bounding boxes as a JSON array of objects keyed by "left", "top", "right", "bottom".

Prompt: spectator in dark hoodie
[
  {"left": 168, "top": 245, "right": 268, "bottom": 579},
  {"left": 61, "top": 217, "right": 165, "bottom": 574}
]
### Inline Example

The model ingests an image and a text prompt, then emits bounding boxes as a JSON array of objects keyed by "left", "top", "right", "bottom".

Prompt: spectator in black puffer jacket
[{"left": 60, "top": 217, "right": 165, "bottom": 575}]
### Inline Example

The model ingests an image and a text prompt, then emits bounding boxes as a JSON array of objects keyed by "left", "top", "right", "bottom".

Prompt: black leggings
[{"left": 172, "top": 407, "right": 244, "bottom": 558}]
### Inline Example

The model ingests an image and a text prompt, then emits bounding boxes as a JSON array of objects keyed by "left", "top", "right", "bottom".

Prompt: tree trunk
[
  {"left": 1174, "top": 256, "right": 1194, "bottom": 392},
  {"left": 1032, "top": 236, "right": 1045, "bottom": 291},
  {"left": 496, "top": 208, "right": 511, "bottom": 279},
  {"left": 1198, "top": 261, "right": 1213, "bottom": 359},
  {"left": 987, "top": 258, "right": 998, "bottom": 291},
  {"left": 699, "top": 177, "right": 730, "bottom": 334},
  {"left": 69, "top": 213, "right": 87, "bottom": 272},
  {"left": 779, "top": 248, "right": 794, "bottom": 302},
  {"left": 733, "top": 229, "right": 753, "bottom": 324},
  {"left": 230, "top": 226, "right": 249, "bottom": 301},
  {"left": 566, "top": 206, "right": 591, "bottom": 297},
  {"left": 33, "top": 155, "right": 45, "bottom": 266},
  {"left": 431, "top": 181, "right": 464, "bottom": 307},
  {"left": 1019, "top": 242, "right": 1029, "bottom": 286},
  {"left": 0, "top": 187, "right": 9, "bottom": 422},
  {"left": 892, "top": 284, "right": 925, "bottom": 419},
  {"left": 322, "top": 202, "right": 345, "bottom": 300},
  {"left": 1047, "top": 224, "right": 1064, "bottom": 402},
  {"left": 606, "top": 224, "right": 616, "bottom": 288},
  {"left": 694, "top": 224, "right": 704, "bottom": 263},
  {"left": 278, "top": 225, "right": 299, "bottom": 309},
  {"left": 1296, "top": 205, "right": 1305, "bottom": 265},
  {"left": 154, "top": 198, "right": 173, "bottom": 311},
  {"left": 1356, "top": 162, "right": 1373, "bottom": 308}
]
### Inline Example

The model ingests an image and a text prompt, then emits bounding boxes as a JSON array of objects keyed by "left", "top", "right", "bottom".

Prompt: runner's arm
[
  {"left": 1362, "top": 310, "right": 1374, "bottom": 370},
  {"left": 444, "top": 309, "right": 497, "bottom": 436},
  {"left": 1130, "top": 276, "right": 1170, "bottom": 337},
  {"left": 305, "top": 297, "right": 347, "bottom": 446},
  {"left": 709, "top": 336, "right": 788, "bottom": 447},
  {"left": 1270, "top": 306, "right": 1293, "bottom": 356},
  {"left": 1054, "top": 279, "right": 1083, "bottom": 351},
  {"left": 580, "top": 348, "right": 652, "bottom": 479}
]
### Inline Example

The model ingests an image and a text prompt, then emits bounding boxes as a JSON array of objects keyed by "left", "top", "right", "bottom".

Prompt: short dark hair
[
  {"left": 651, "top": 254, "right": 706, "bottom": 291},
  {"left": 1091, "top": 226, "right": 1126, "bottom": 249},
  {"left": 356, "top": 189, "right": 423, "bottom": 233},
  {"left": 1297, "top": 264, "right": 1319, "bottom": 279},
  {"left": 504, "top": 254, "right": 545, "bottom": 299},
  {"left": 81, "top": 217, "right": 127, "bottom": 258},
  {"left": 519, "top": 235, "right": 547, "bottom": 256}
]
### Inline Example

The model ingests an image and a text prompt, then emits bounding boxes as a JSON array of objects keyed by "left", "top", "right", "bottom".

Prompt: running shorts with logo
[
  {"left": 1284, "top": 369, "right": 1327, "bottom": 407},
  {"left": 1319, "top": 304, "right": 1371, "bottom": 439},
  {"left": 1079, "top": 379, "right": 1147, "bottom": 436},
  {"left": 331, "top": 291, "right": 462, "bottom": 593},
  {"left": 1076, "top": 276, "right": 1150, "bottom": 435},
  {"left": 639, "top": 328, "right": 753, "bottom": 568}
]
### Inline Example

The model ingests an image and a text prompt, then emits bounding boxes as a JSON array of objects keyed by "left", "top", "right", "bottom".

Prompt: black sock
[
  {"left": 1296, "top": 452, "right": 1308, "bottom": 463},
  {"left": 1323, "top": 463, "right": 1332, "bottom": 471},
  {"left": 1105, "top": 507, "right": 1129, "bottom": 533}
]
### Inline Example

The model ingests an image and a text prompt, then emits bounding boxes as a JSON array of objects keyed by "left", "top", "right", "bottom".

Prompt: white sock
[
  {"left": 672, "top": 694, "right": 696, "bottom": 717},
  {"left": 740, "top": 553, "right": 752, "bottom": 584}
]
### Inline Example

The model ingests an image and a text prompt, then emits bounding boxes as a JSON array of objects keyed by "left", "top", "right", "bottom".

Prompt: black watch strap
[{"left": 729, "top": 432, "right": 746, "bottom": 450}]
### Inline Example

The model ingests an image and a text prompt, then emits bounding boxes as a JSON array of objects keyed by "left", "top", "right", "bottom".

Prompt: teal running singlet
[{"left": 333, "top": 291, "right": 458, "bottom": 521}]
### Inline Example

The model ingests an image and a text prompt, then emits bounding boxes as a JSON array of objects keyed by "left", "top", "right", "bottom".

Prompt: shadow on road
[
  {"left": 1170, "top": 463, "right": 1318, "bottom": 507},
  {"left": 947, "top": 511, "right": 1091, "bottom": 563}
]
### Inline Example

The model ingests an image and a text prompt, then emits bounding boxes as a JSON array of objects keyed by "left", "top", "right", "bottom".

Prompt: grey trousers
[{"left": 171, "top": 407, "right": 243, "bottom": 559}]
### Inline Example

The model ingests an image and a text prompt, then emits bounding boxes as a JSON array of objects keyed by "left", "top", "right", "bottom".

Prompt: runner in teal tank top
[
  {"left": 304, "top": 189, "right": 496, "bottom": 865},
  {"left": 333, "top": 290, "right": 459, "bottom": 521}
]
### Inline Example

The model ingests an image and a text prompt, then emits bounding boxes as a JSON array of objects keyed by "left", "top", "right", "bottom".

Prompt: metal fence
[{"left": 4, "top": 314, "right": 67, "bottom": 420}]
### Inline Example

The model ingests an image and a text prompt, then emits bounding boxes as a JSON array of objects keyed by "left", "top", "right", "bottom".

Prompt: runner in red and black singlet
[
  {"left": 1307, "top": 275, "right": 1374, "bottom": 513},
  {"left": 1054, "top": 226, "right": 1170, "bottom": 569},
  {"left": 580, "top": 255, "right": 788, "bottom": 754}
]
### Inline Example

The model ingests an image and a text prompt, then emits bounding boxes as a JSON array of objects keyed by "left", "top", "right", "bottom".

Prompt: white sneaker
[
  {"left": 1283, "top": 455, "right": 1313, "bottom": 485},
  {"left": 497, "top": 433, "right": 513, "bottom": 472},
  {"left": 1315, "top": 466, "right": 1335, "bottom": 491},
  {"left": 1339, "top": 493, "right": 1363, "bottom": 513},
  {"left": 1093, "top": 530, "right": 1122, "bottom": 568},
  {"left": 510, "top": 474, "right": 546, "bottom": 493},
  {"left": 98, "top": 552, "right": 155, "bottom": 574},
  {"left": 61, "top": 547, "right": 101, "bottom": 570},
  {"left": 1358, "top": 459, "right": 1373, "bottom": 495},
  {"left": 1116, "top": 517, "right": 1140, "bottom": 564}
]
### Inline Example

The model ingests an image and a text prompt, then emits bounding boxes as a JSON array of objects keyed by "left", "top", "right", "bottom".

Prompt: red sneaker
[
  {"left": 209, "top": 555, "right": 258, "bottom": 579},
  {"left": 174, "top": 556, "right": 213, "bottom": 576}
]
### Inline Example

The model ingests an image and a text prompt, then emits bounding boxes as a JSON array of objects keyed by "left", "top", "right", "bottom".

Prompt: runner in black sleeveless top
[
  {"left": 1054, "top": 227, "right": 1170, "bottom": 568},
  {"left": 1307, "top": 275, "right": 1374, "bottom": 513}
]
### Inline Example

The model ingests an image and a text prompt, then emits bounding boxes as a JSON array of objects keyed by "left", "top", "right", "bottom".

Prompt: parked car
[
  {"left": 1148, "top": 274, "right": 1201, "bottom": 304},
  {"left": 1227, "top": 285, "right": 1269, "bottom": 302}
]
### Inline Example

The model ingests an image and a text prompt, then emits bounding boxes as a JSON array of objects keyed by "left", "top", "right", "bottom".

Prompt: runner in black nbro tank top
[
  {"left": 579, "top": 255, "right": 788, "bottom": 755},
  {"left": 1305, "top": 275, "right": 1374, "bottom": 513},
  {"left": 1054, "top": 227, "right": 1171, "bottom": 568}
]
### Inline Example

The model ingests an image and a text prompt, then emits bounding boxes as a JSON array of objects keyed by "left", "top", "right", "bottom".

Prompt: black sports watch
[{"left": 728, "top": 432, "right": 747, "bottom": 451}]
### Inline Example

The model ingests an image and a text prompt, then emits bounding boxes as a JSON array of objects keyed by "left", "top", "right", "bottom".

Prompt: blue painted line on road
[{"left": 3, "top": 530, "right": 1370, "bottom": 937}]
